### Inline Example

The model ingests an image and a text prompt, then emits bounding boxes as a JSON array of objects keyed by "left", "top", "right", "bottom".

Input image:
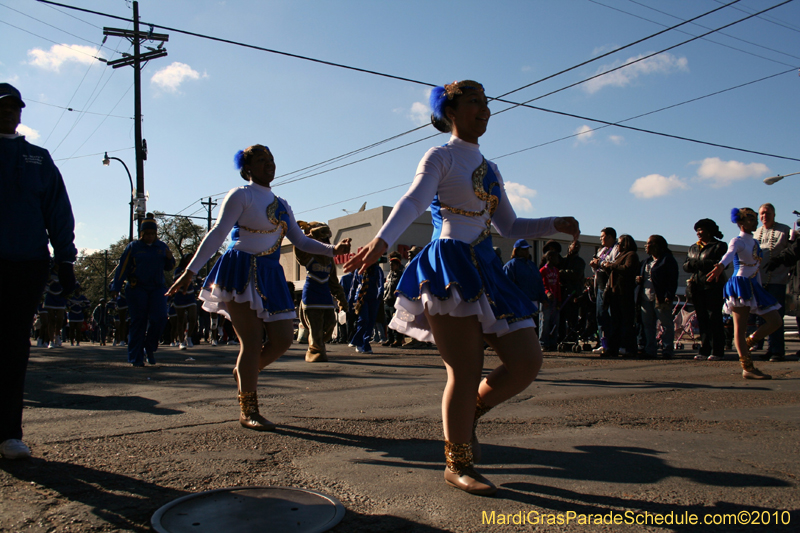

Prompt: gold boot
[
  {"left": 738, "top": 347, "right": 771, "bottom": 380},
  {"left": 443, "top": 440, "right": 496, "bottom": 496},
  {"left": 472, "top": 395, "right": 494, "bottom": 464},
  {"left": 238, "top": 391, "right": 276, "bottom": 431}
]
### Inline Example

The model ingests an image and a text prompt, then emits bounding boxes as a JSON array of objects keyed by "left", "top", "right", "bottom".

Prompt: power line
[
  {"left": 493, "top": 0, "right": 797, "bottom": 115},
  {"left": 294, "top": 183, "right": 411, "bottom": 215},
  {"left": 587, "top": 0, "right": 800, "bottom": 66},
  {"left": 52, "top": 146, "right": 132, "bottom": 162},
  {"left": 37, "top": 0, "right": 436, "bottom": 89},
  {"left": 297, "top": 67, "right": 800, "bottom": 215},
  {"left": 493, "top": 68, "right": 797, "bottom": 161},
  {"left": 493, "top": 0, "right": 744, "bottom": 102},
  {"left": 0, "top": 19, "right": 106, "bottom": 61},
  {"left": 711, "top": 0, "right": 800, "bottom": 33},
  {"left": 25, "top": 98, "right": 132, "bottom": 119},
  {"left": 0, "top": 1, "right": 124, "bottom": 55}
]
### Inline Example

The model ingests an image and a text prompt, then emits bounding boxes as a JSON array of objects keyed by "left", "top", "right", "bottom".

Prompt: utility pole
[
  {"left": 200, "top": 197, "right": 218, "bottom": 277},
  {"left": 103, "top": 1, "right": 168, "bottom": 234},
  {"left": 201, "top": 197, "right": 218, "bottom": 232}
]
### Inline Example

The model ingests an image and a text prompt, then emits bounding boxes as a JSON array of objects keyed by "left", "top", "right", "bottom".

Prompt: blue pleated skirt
[
  {"left": 199, "top": 249, "right": 296, "bottom": 322},
  {"left": 722, "top": 275, "right": 780, "bottom": 315},
  {"left": 390, "top": 237, "right": 537, "bottom": 342}
]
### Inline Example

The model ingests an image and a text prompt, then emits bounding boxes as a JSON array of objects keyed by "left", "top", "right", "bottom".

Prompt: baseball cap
[
  {"left": 0, "top": 83, "right": 26, "bottom": 108},
  {"left": 513, "top": 239, "right": 530, "bottom": 249}
]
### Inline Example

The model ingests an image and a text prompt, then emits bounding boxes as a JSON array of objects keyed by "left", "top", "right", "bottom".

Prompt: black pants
[
  {"left": 693, "top": 287, "right": 725, "bottom": 357},
  {"left": 0, "top": 258, "right": 49, "bottom": 442}
]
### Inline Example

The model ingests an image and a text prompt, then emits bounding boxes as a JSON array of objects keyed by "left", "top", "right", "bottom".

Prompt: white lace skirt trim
[
  {"left": 722, "top": 296, "right": 780, "bottom": 316},
  {"left": 388, "top": 285, "right": 535, "bottom": 343},
  {"left": 198, "top": 284, "right": 296, "bottom": 323}
]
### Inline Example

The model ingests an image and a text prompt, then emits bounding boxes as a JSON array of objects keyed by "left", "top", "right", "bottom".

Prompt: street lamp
[
  {"left": 764, "top": 171, "right": 800, "bottom": 185},
  {"left": 102, "top": 152, "right": 135, "bottom": 242}
]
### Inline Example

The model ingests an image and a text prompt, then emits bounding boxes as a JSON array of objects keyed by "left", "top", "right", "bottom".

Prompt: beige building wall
[{"left": 286, "top": 206, "right": 691, "bottom": 296}]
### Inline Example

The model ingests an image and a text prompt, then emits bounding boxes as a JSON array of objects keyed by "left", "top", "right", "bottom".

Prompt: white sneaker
[
  {"left": 0, "top": 439, "right": 31, "bottom": 459},
  {"left": 211, "top": 339, "right": 218, "bottom": 346},
  {"left": 179, "top": 343, "right": 187, "bottom": 350},
  {"left": 592, "top": 346, "right": 605, "bottom": 354},
  {"left": 48, "top": 341, "right": 55, "bottom": 349},
  {"left": 187, "top": 338, "right": 194, "bottom": 348}
]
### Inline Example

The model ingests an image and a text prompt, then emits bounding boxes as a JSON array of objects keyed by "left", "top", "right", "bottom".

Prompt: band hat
[
  {"left": 513, "top": 239, "right": 531, "bottom": 249},
  {"left": 0, "top": 83, "right": 26, "bottom": 108}
]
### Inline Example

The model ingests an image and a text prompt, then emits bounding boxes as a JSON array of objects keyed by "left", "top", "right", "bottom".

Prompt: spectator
[
  {"left": 637, "top": 235, "right": 679, "bottom": 359},
  {"left": 602, "top": 235, "right": 639, "bottom": 357},
  {"left": 558, "top": 241, "right": 586, "bottom": 340},
  {"left": 589, "top": 228, "right": 619, "bottom": 354},
  {"left": 753, "top": 203, "right": 791, "bottom": 361},
  {"left": 684, "top": 219, "right": 727, "bottom": 361},
  {"left": 763, "top": 230, "right": 800, "bottom": 360},
  {"left": 539, "top": 250, "right": 561, "bottom": 350},
  {"left": 503, "top": 239, "right": 546, "bottom": 320},
  {"left": 0, "top": 83, "right": 77, "bottom": 460}
]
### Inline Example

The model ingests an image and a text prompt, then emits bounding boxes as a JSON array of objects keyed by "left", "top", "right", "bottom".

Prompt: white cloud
[
  {"left": 693, "top": 157, "right": 769, "bottom": 188},
  {"left": 16, "top": 124, "right": 40, "bottom": 141},
  {"left": 504, "top": 181, "right": 537, "bottom": 212},
  {"left": 630, "top": 174, "right": 689, "bottom": 199},
  {"left": 574, "top": 124, "right": 594, "bottom": 144},
  {"left": 409, "top": 101, "right": 429, "bottom": 126},
  {"left": 151, "top": 62, "right": 205, "bottom": 93},
  {"left": 584, "top": 52, "right": 688, "bottom": 94},
  {"left": 27, "top": 44, "right": 98, "bottom": 71},
  {"left": 608, "top": 135, "right": 624, "bottom": 145}
]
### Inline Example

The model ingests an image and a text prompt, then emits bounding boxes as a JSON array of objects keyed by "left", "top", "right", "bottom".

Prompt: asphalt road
[{"left": 1, "top": 338, "right": 798, "bottom": 532}]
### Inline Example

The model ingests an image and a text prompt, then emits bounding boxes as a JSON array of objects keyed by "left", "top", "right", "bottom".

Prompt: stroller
[
  {"left": 657, "top": 298, "right": 700, "bottom": 351},
  {"left": 556, "top": 280, "right": 597, "bottom": 353}
]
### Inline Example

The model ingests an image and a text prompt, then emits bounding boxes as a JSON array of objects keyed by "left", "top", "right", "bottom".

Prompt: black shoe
[{"left": 768, "top": 354, "right": 785, "bottom": 362}]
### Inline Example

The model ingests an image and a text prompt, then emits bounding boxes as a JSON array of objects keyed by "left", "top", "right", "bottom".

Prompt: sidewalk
[{"left": 1, "top": 340, "right": 798, "bottom": 532}]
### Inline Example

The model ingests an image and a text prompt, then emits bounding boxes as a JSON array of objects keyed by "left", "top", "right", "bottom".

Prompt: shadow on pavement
[{"left": 1, "top": 458, "right": 188, "bottom": 532}]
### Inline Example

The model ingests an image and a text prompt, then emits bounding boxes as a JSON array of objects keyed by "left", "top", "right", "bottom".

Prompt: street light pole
[
  {"left": 102, "top": 152, "right": 135, "bottom": 243},
  {"left": 764, "top": 171, "right": 800, "bottom": 185}
]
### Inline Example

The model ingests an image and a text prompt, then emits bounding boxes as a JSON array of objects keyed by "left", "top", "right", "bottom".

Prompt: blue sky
[{"left": 2, "top": 0, "right": 799, "bottom": 254}]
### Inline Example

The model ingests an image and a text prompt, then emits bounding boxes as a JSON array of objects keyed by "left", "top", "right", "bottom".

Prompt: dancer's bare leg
[
  {"left": 482, "top": 327, "right": 543, "bottom": 406},
  {"left": 424, "top": 311, "right": 485, "bottom": 443},
  {"left": 259, "top": 319, "right": 294, "bottom": 369},
  {"left": 226, "top": 301, "right": 266, "bottom": 393}
]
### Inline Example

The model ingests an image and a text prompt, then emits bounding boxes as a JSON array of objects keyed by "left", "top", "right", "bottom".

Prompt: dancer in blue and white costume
[
  {"left": 168, "top": 144, "right": 351, "bottom": 431},
  {"left": 345, "top": 80, "right": 579, "bottom": 495},
  {"left": 707, "top": 207, "right": 781, "bottom": 380}
]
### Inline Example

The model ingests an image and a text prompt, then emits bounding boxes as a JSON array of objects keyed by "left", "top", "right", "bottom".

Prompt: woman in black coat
[
  {"left": 684, "top": 219, "right": 727, "bottom": 361},
  {"left": 602, "top": 234, "right": 639, "bottom": 357}
]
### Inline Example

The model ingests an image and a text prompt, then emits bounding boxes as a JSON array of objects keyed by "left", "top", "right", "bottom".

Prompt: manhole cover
[{"left": 151, "top": 486, "right": 345, "bottom": 533}]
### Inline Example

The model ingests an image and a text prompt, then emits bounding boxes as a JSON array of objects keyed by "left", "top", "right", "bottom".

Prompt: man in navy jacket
[{"left": 0, "top": 83, "right": 77, "bottom": 459}]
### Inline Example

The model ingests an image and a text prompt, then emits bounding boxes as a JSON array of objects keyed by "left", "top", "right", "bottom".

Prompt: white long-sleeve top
[
  {"left": 375, "top": 136, "right": 556, "bottom": 247},
  {"left": 718, "top": 231, "right": 762, "bottom": 280},
  {"left": 187, "top": 181, "right": 333, "bottom": 274}
]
